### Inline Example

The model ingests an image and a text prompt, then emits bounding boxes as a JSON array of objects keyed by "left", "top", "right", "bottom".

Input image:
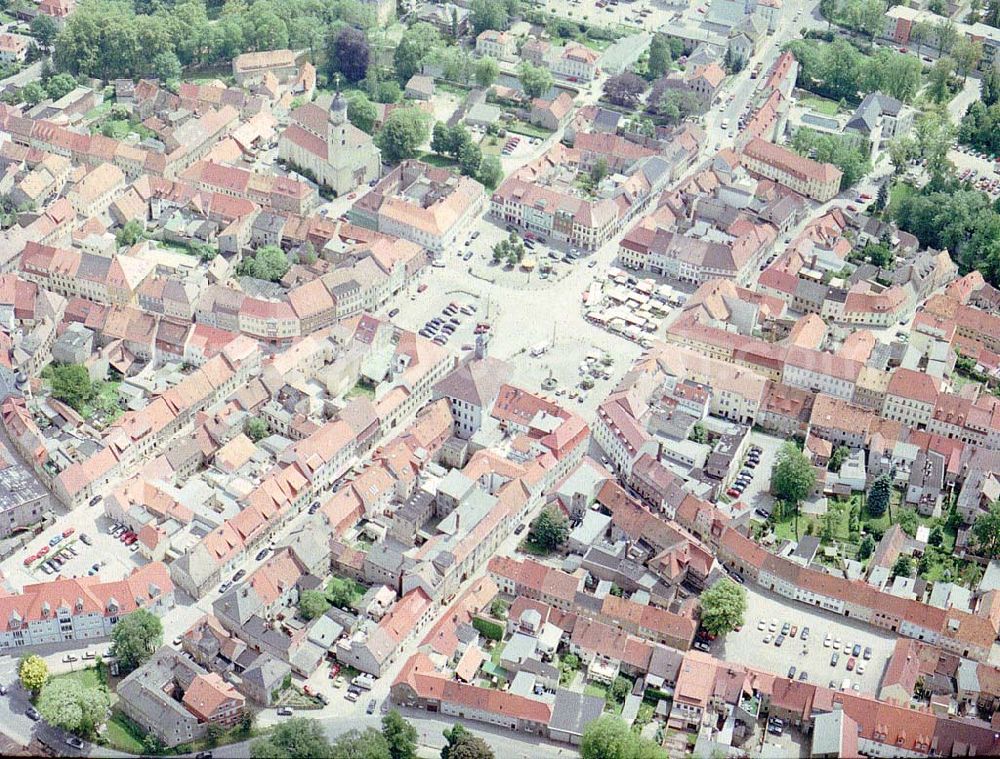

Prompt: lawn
[
  {"left": 886, "top": 181, "right": 917, "bottom": 219},
  {"left": 104, "top": 712, "right": 146, "bottom": 755},
  {"left": 345, "top": 381, "right": 376, "bottom": 401},
  {"left": 800, "top": 96, "right": 842, "bottom": 116},
  {"left": 489, "top": 640, "right": 507, "bottom": 668},
  {"left": 417, "top": 152, "right": 460, "bottom": 169},
  {"left": 506, "top": 120, "right": 554, "bottom": 139},
  {"left": 53, "top": 667, "right": 105, "bottom": 691}
]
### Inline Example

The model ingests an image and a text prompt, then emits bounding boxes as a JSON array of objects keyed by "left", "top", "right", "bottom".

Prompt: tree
[
  {"left": 647, "top": 34, "right": 672, "bottom": 79},
  {"left": 151, "top": 51, "right": 182, "bottom": 83},
  {"left": 19, "top": 81, "right": 45, "bottom": 107},
  {"left": 206, "top": 722, "right": 226, "bottom": 748},
  {"left": 376, "top": 108, "right": 431, "bottom": 163},
  {"left": 38, "top": 678, "right": 111, "bottom": 738},
  {"left": 347, "top": 93, "right": 378, "bottom": 134},
  {"left": 892, "top": 554, "right": 913, "bottom": 577},
  {"left": 928, "top": 56, "right": 955, "bottom": 103},
  {"left": 44, "top": 73, "right": 76, "bottom": 101},
  {"left": 771, "top": 441, "right": 816, "bottom": 507},
  {"left": 699, "top": 578, "right": 747, "bottom": 636},
  {"left": 476, "top": 156, "right": 503, "bottom": 190},
  {"left": 299, "top": 589, "right": 333, "bottom": 620},
  {"left": 867, "top": 473, "right": 892, "bottom": 519},
  {"left": 887, "top": 137, "right": 915, "bottom": 178},
  {"left": 603, "top": 72, "right": 647, "bottom": 108},
  {"left": 329, "top": 26, "right": 370, "bottom": 84},
  {"left": 610, "top": 675, "right": 631, "bottom": 703},
  {"left": 110, "top": 608, "right": 163, "bottom": 675},
  {"left": 689, "top": 422, "right": 708, "bottom": 444},
  {"left": 330, "top": 728, "right": 389, "bottom": 759},
  {"left": 18, "top": 654, "right": 47, "bottom": 695},
  {"left": 590, "top": 157, "right": 609, "bottom": 186},
  {"left": 935, "top": 20, "right": 959, "bottom": 54},
  {"left": 48, "top": 363, "right": 95, "bottom": 412},
  {"left": 954, "top": 38, "right": 983, "bottom": 82},
  {"left": 972, "top": 502, "right": 1000, "bottom": 559},
  {"left": 251, "top": 718, "right": 334, "bottom": 759},
  {"left": 471, "top": 0, "right": 512, "bottom": 34},
  {"left": 528, "top": 506, "right": 569, "bottom": 551},
  {"left": 518, "top": 61, "right": 552, "bottom": 99},
  {"left": 30, "top": 13, "right": 58, "bottom": 49},
  {"left": 441, "top": 724, "right": 494, "bottom": 759},
  {"left": 116, "top": 219, "right": 144, "bottom": 248},
  {"left": 240, "top": 245, "right": 290, "bottom": 282},
  {"left": 829, "top": 445, "right": 850, "bottom": 473},
  {"left": 874, "top": 181, "right": 889, "bottom": 214},
  {"left": 898, "top": 508, "right": 918, "bottom": 537},
  {"left": 581, "top": 714, "right": 665, "bottom": 759},
  {"left": 911, "top": 20, "right": 931, "bottom": 56},
  {"left": 382, "top": 710, "right": 417, "bottom": 759},
  {"left": 394, "top": 22, "right": 438, "bottom": 84},
  {"left": 474, "top": 56, "right": 499, "bottom": 88},
  {"left": 245, "top": 417, "right": 269, "bottom": 442},
  {"left": 326, "top": 577, "right": 357, "bottom": 609},
  {"left": 929, "top": 525, "right": 944, "bottom": 547},
  {"left": 857, "top": 534, "right": 876, "bottom": 561},
  {"left": 490, "top": 598, "right": 509, "bottom": 619}
]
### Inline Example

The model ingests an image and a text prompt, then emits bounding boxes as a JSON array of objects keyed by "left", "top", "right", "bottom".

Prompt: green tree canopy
[
  {"left": 647, "top": 34, "right": 672, "bottom": 79},
  {"left": 240, "top": 245, "right": 291, "bottom": 282},
  {"left": 347, "top": 92, "right": 379, "bottom": 134},
  {"left": 38, "top": 677, "right": 111, "bottom": 738},
  {"left": 48, "top": 363, "right": 96, "bottom": 412},
  {"left": 245, "top": 417, "right": 269, "bottom": 442},
  {"left": 528, "top": 506, "right": 569, "bottom": 551},
  {"left": 892, "top": 554, "right": 913, "bottom": 577},
  {"left": 867, "top": 473, "right": 893, "bottom": 519},
  {"left": 110, "top": 608, "right": 163, "bottom": 675},
  {"left": 972, "top": 501, "right": 1000, "bottom": 559},
  {"left": 382, "top": 710, "right": 417, "bottom": 759},
  {"left": 581, "top": 714, "right": 665, "bottom": 759},
  {"left": 699, "top": 578, "right": 747, "bottom": 636},
  {"left": 518, "top": 61, "right": 553, "bottom": 99},
  {"left": 299, "top": 589, "right": 332, "bottom": 620},
  {"left": 441, "top": 724, "right": 494, "bottom": 759},
  {"left": 251, "top": 717, "right": 335, "bottom": 759},
  {"left": 477, "top": 156, "right": 503, "bottom": 190},
  {"left": 771, "top": 441, "right": 816, "bottom": 506},
  {"left": 474, "top": 57, "right": 499, "bottom": 87},
  {"left": 376, "top": 108, "right": 431, "bottom": 163}
]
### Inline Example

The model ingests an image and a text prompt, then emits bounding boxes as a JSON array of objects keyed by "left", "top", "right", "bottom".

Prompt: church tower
[{"left": 328, "top": 91, "right": 348, "bottom": 165}]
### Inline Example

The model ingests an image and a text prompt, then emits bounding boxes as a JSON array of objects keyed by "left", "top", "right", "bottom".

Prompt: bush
[{"left": 472, "top": 616, "right": 504, "bottom": 641}]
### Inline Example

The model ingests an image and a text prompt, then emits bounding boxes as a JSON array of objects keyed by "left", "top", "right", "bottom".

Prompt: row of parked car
[
  {"left": 108, "top": 522, "right": 141, "bottom": 552},
  {"left": 726, "top": 444, "right": 762, "bottom": 498},
  {"left": 418, "top": 301, "right": 477, "bottom": 346}
]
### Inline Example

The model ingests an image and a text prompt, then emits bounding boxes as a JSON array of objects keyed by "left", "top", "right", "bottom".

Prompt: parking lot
[
  {"left": 712, "top": 584, "right": 896, "bottom": 695},
  {"left": 950, "top": 145, "right": 1000, "bottom": 198},
  {"left": 729, "top": 431, "right": 785, "bottom": 512}
]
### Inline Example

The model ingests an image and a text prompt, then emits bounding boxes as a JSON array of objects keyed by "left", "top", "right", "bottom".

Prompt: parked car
[
  {"left": 232, "top": 569, "right": 246, "bottom": 582},
  {"left": 277, "top": 707, "right": 293, "bottom": 716},
  {"left": 846, "top": 657, "right": 856, "bottom": 671},
  {"left": 25, "top": 706, "right": 40, "bottom": 720},
  {"left": 774, "top": 634, "right": 785, "bottom": 647},
  {"left": 367, "top": 699, "right": 377, "bottom": 714},
  {"left": 801, "top": 627, "right": 810, "bottom": 641},
  {"left": 863, "top": 646, "right": 872, "bottom": 660},
  {"left": 514, "top": 523, "right": 526, "bottom": 535},
  {"left": 830, "top": 652, "right": 840, "bottom": 666},
  {"left": 79, "top": 534, "right": 92, "bottom": 546},
  {"left": 219, "top": 581, "right": 232, "bottom": 593},
  {"left": 852, "top": 643, "right": 862, "bottom": 657},
  {"left": 49, "top": 536, "right": 62, "bottom": 546},
  {"left": 798, "top": 671, "right": 808, "bottom": 681}
]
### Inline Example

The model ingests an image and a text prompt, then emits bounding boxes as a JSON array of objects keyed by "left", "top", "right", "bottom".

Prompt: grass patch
[
  {"left": 800, "top": 96, "right": 842, "bottom": 116},
  {"left": 506, "top": 120, "right": 554, "bottom": 139},
  {"left": 417, "top": 152, "right": 460, "bottom": 169},
  {"left": 345, "top": 381, "right": 376, "bottom": 401},
  {"left": 436, "top": 82, "right": 471, "bottom": 98},
  {"left": 489, "top": 640, "right": 507, "bottom": 668},
  {"left": 52, "top": 667, "right": 105, "bottom": 691},
  {"left": 886, "top": 181, "right": 916, "bottom": 219},
  {"left": 84, "top": 100, "right": 113, "bottom": 122},
  {"left": 104, "top": 712, "right": 147, "bottom": 754}
]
